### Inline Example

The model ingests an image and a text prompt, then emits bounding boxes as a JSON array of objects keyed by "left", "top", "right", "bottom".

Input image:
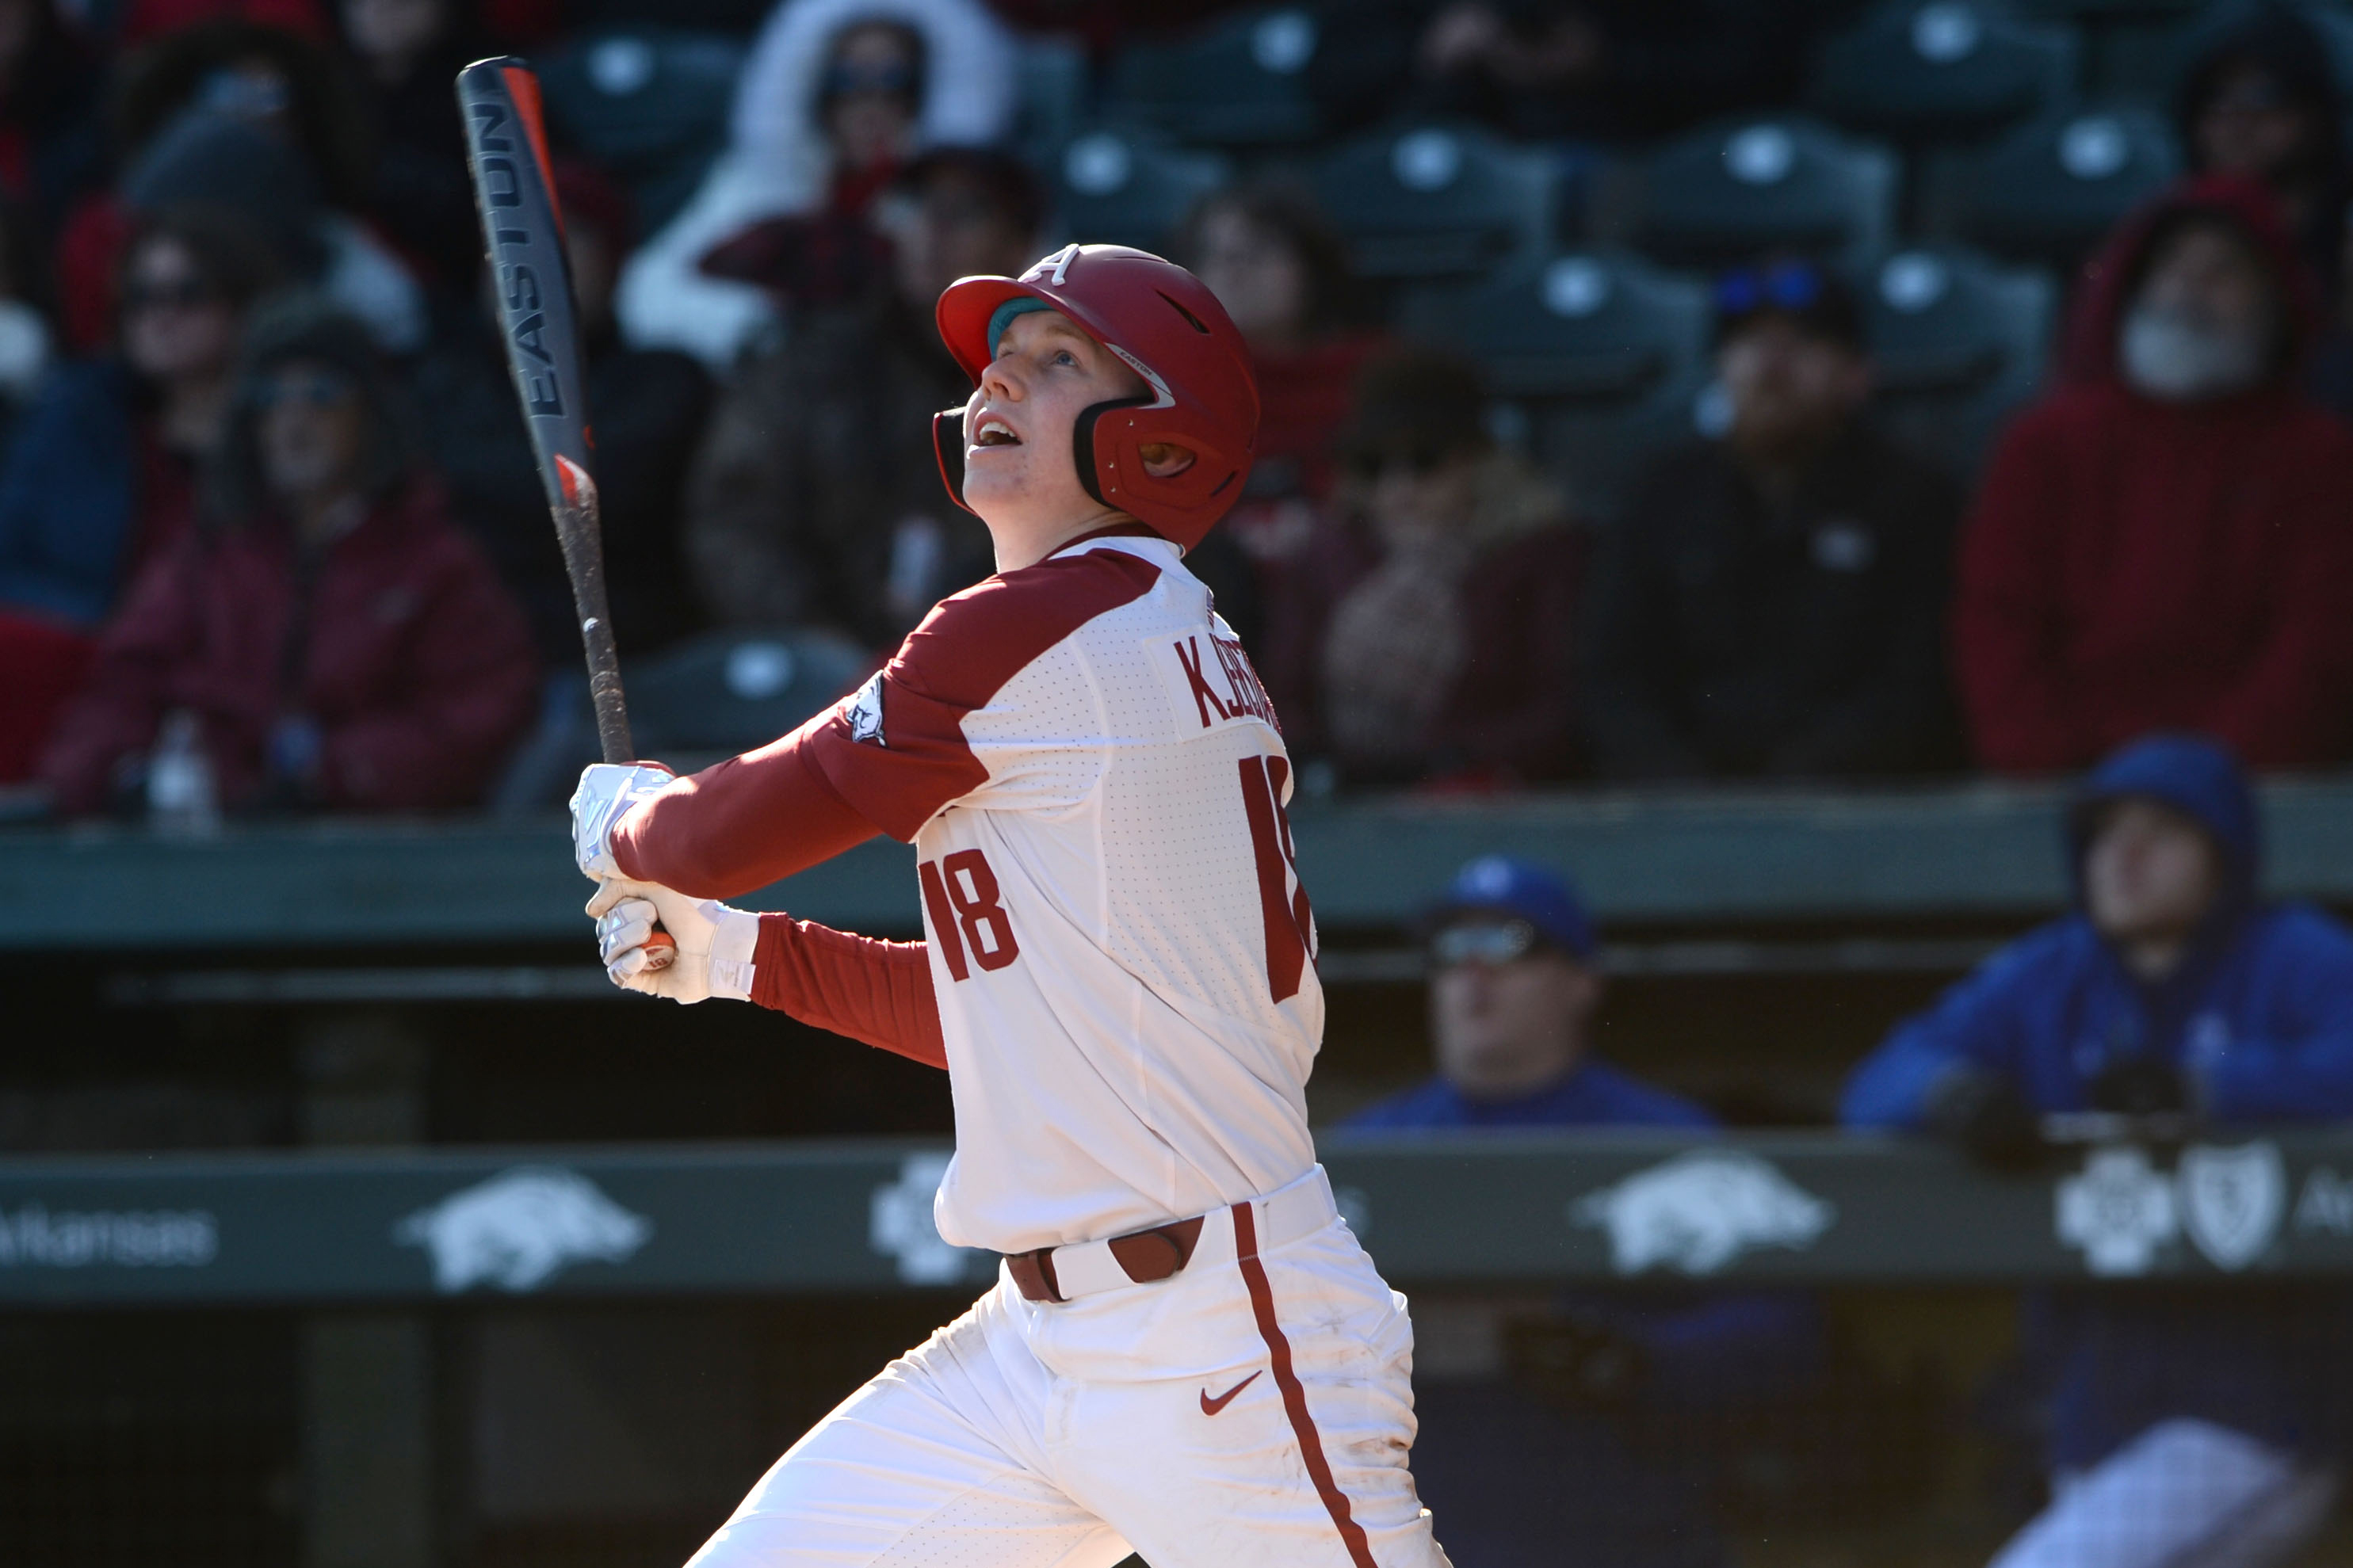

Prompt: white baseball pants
[
  {"left": 1991, "top": 1417, "right": 2341, "bottom": 1568},
  {"left": 686, "top": 1166, "right": 1451, "bottom": 1568}
]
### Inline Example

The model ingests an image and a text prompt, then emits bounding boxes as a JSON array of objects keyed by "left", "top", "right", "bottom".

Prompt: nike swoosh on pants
[{"left": 1199, "top": 1370, "right": 1261, "bottom": 1416}]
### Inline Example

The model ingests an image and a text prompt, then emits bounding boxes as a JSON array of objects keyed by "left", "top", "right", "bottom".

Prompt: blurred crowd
[{"left": 0, "top": 0, "right": 2351, "bottom": 820}]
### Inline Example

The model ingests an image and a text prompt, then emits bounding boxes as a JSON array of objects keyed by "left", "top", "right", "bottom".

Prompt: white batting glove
[
  {"left": 586, "top": 876, "right": 760, "bottom": 1003},
  {"left": 571, "top": 762, "right": 674, "bottom": 879}
]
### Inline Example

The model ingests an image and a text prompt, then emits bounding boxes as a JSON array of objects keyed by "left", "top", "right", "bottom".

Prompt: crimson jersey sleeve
[
  {"left": 611, "top": 735, "right": 878, "bottom": 900},
  {"left": 750, "top": 914, "right": 945, "bottom": 1069}
]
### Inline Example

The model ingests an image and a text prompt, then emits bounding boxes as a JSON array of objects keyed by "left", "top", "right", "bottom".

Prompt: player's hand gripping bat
[{"left": 456, "top": 58, "right": 674, "bottom": 968}]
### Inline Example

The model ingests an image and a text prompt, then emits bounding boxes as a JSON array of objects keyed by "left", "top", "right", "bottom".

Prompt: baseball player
[{"left": 569, "top": 244, "right": 1452, "bottom": 1568}]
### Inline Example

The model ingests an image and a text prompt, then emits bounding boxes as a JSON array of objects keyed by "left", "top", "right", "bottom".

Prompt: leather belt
[{"left": 1005, "top": 1215, "right": 1205, "bottom": 1304}]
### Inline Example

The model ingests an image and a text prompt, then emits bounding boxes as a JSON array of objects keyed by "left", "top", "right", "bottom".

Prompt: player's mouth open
[{"left": 972, "top": 415, "right": 1022, "bottom": 449}]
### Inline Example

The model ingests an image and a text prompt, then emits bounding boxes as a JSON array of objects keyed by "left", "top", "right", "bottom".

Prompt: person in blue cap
[
  {"left": 1346, "top": 856, "right": 1825, "bottom": 1568},
  {"left": 1844, "top": 733, "right": 2353, "bottom": 1568},
  {"left": 1348, "top": 853, "right": 1713, "bottom": 1130}
]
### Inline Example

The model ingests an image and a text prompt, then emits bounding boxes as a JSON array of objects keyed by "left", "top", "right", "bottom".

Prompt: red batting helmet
[{"left": 932, "top": 244, "right": 1260, "bottom": 551}]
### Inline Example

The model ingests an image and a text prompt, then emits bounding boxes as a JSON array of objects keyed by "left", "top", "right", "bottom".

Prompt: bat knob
[{"left": 641, "top": 929, "right": 678, "bottom": 972}]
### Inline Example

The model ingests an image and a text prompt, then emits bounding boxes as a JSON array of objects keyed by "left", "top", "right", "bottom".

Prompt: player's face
[
  {"left": 1430, "top": 942, "right": 1601, "bottom": 1101},
  {"left": 961, "top": 309, "right": 1148, "bottom": 533}
]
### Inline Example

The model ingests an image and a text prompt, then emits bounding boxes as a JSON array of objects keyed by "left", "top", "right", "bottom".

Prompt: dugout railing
[{"left": 8, "top": 778, "right": 2353, "bottom": 957}]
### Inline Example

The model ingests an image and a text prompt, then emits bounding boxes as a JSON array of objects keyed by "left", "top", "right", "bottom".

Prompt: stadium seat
[
  {"left": 624, "top": 629, "right": 872, "bottom": 758},
  {"left": 1629, "top": 116, "right": 1900, "bottom": 269},
  {"left": 1310, "top": 121, "right": 1557, "bottom": 280},
  {"left": 1927, "top": 103, "right": 2178, "bottom": 266},
  {"left": 1809, "top": 0, "right": 2080, "bottom": 142},
  {"left": 537, "top": 28, "right": 748, "bottom": 236},
  {"left": 1396, "top": 247, "right": 1710, "bottom": 402},
  {"left": 1103, "top": 5, "right": 1326, "bottom": 146},
  {"left": 1050, "top": 128, "right": 1232, "bottom": 253},
  {"left": 1865, "top": 246, "right": 2057, "bottom": 477},
  {"left": 1400, "top": 249, "right": 1713, "bottom": 524}
]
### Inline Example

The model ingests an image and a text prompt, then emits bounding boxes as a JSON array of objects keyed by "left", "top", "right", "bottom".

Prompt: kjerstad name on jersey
[{"left": 1170, "top": 631, "right": 1279, "bottom": 733}]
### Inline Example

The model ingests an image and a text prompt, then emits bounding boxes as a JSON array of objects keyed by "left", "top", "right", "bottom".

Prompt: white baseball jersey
[{"left": 796, "top": 528, "right": 1323, "bottom": 1255}]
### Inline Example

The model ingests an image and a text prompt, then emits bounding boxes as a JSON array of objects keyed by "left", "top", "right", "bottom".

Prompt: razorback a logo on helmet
[{"left": 1020, "top": 245, "right": 1079, "bottom": 286}]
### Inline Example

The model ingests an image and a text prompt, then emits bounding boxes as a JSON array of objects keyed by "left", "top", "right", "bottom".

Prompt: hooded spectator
[
  {"left": 1583, "top": 258, "right": 1963, "bottom": 780},
  {"left": 1844, "top": 734, "right": 2353, "bottom": 1568},
  {"left": 0, "top": 207, "right": 278, "bottom": 781},
  {"left": 52, "top": 21, "right": 426, "bottom": 354},
  {"left": 2173, "top": 3, "right": 2347, "bottom": 293},
  {"left": 683, "top": 147, "right": 1032, "bottom": 651},
  {"left": 418, "top": 161, "right": 711, "bottom": 667},
  {"left": 1178, "top": 182, "right": 1383, "bottom": 583},
  {"left": 1954, "top": 177, "right": 2353, "bottom": 773},
  {"left": 1263, "top": 345, "right": 1580, "bottom": 789},
  {"left": 614, "top": 0, "right": 1016, "bottom": 367},
  {"left": 40, "top": 295, "right": 537, "bottom": 814}
]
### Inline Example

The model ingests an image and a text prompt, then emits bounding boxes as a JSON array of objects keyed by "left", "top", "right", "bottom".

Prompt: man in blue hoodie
[{"left": 1843, "top": 734, "right": 2353, "bottom": 1566}]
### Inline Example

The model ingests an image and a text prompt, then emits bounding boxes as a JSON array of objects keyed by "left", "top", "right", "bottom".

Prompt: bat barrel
[{"left": 460, "top": 57, "right": 640, "bottom": 768}]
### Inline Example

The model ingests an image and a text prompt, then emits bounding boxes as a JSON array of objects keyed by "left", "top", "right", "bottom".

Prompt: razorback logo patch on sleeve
[{"left": 846, "top": 672, "right": 887, "bottom": 746}]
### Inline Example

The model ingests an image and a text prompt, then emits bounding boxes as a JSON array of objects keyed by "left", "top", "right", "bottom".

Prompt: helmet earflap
[{"left": 1078, "top": 399, "right": 1247, "bottom": 523}]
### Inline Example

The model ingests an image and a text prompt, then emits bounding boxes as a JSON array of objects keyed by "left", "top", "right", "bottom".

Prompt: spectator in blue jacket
[
  {"left": 1345, "top": 856, "right": 1816, "bottom": 1568},
  {"left": 1843, "top": 733, "right": 2353, "bottom": 1568}
]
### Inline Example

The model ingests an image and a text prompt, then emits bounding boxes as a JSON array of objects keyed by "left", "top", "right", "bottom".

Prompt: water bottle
[{"left": 148, "top": 708, "right": 220, "bottom": 837}]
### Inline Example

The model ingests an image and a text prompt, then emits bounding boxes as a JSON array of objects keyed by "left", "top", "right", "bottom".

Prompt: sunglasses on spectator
[
  {"left": 1714, "top": 260, "right": 1825, "bottom": 317},
  {"left": 123, "top": 277, "right": 222, "bottom": 313},
  {"left": 253, "top": 370, "right": 357, "bottom": 410},
  {"left": 1431, "top": 919, "right": 1542, "bottom": 967}
]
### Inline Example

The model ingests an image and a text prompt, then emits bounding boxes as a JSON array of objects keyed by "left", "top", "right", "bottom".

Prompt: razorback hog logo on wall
[
  {"left": 1167, "top": 631, "right": 1280, "bottom": 733},
  {"left": 1574, "top": 1150, "right": 1835, "bottom": 1276},
  {"left": 395, "top": 1167, "right": 651, "bottom": 1293}
]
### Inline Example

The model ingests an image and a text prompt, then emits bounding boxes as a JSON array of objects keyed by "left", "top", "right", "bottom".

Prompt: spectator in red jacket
[
  {"left": 1954, "top": 176, "right": 2353, "bottom": 773},
  {"left": 40, "top": 294, "right": 538, "bottom": 815},
  {"left": 1264, "top": 344, "right": 1581, "bottom": 790}
]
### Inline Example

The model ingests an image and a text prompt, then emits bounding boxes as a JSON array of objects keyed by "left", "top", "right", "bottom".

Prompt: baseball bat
[{"left": 456, "top": 58, "right": 674, "bottom": 966}]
